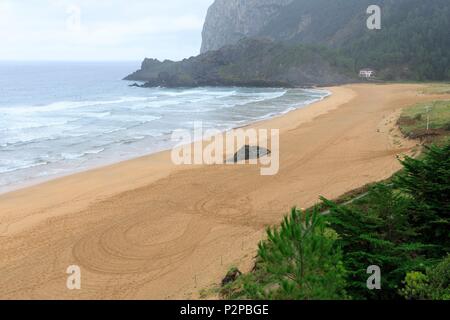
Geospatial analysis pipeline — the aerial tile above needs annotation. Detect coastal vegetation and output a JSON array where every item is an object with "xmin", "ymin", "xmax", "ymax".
[
  {"xmin": 221, "ymin": 208, "xmax": 348, "ymax": 300},
  {"xmin": 421, "ymin": 84, "xmax": 450, "ymax": 95},
  {"xmin": 341, "ymin": 0, "xmax": 450, "ymax": 81},
  {"xmin": 220, "ymin": 142, "xmax": 450, "ymax": 300},
  {"xmin": 258, "ymin": 0, "xmax": 450, "ymax": 81},
  {"xmin": 398, "ymin": 100, "xmax": 450, "ymax": 144}
]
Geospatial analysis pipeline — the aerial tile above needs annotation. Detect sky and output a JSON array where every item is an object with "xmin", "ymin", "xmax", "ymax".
[{"xmin": 0, "ymin": 0, "xmax": 213, "ymax": 61}]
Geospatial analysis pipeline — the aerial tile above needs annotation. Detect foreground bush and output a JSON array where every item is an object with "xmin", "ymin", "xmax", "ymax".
[
  {"xmin": 222, "ymin": 208, "xmax": 348, "ymax": 300},
  {"xmin": 394, "ymin": 144, "xmax": 450, "ymax": 257},
  {"xmin": 323, "ymin": 143, "xmax": 450, "ymax": 299},
  {"xmin": 400, "ymin": 256, "xmax": 450, "ymax": 300},
  {"xmin": 322, "ymin": 184, "xmax": 429, "ymax": 300}
]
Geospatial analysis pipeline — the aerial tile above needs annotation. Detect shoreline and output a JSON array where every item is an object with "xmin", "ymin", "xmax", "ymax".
[
  {"xmin": 0, "ymin": 87, "xmax": 330, "ymax": 196},
  {"xmin": 1, "ymin": 83, "xmax": 446, "ymax": 299}
]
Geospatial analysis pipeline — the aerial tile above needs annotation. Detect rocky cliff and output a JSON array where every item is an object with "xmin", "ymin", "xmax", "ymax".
[
  {"xmin": 200, "ymin": 0, "xmax": 294, "ymax": 53},
  {"xmin": 200, "ymin": 0, "xmax": 372, "ymax": 53}
]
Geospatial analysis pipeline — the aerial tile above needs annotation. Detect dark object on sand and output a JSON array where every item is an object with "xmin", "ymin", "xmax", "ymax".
[{"xmin": 232, "ymin": 145, "xmax": 271, "ymax": 163}]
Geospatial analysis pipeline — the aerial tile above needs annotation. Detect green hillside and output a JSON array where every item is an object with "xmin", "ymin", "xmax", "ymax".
[{"xmin": 260, "ymin": 0, "xmax": 450, "ymax": 80}]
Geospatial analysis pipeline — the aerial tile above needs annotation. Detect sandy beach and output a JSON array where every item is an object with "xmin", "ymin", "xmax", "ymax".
[{"xmin": 0, "ymin": 83, "xmax": 447, "ymax": 300}]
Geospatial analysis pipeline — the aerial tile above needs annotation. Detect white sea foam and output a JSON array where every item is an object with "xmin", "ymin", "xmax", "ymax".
[
  {"xmin": 0, "ymin": 80, "xmax": 328, "ymax": 193},
  {"xmin": 0, "ymin": 159, "xmax": 49, "ymax": 174},
  {"xmin": 0, "ymin": 97, "xmax": 153, "ymax": 115},
  {"xmin": 61, "ymin": 148, "xmax": 105, "ymax": 161},
  {"xmin": 159, "ymin": 89, "xmax": 238, "ymax": 98}
]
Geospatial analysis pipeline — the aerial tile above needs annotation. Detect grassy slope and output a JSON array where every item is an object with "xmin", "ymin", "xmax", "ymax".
[
  {"xmin": 398, "ymin": 100, "xmax": 450, "ymax": 145},
  {"xmin": 421, "ymin": 83, "xmax": 450, "ymax": 95}
]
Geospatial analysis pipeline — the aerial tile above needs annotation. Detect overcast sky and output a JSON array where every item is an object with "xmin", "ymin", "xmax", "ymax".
[{"xmin": 0, "ymin": 0, "xmax": 213, "ymax": 61}]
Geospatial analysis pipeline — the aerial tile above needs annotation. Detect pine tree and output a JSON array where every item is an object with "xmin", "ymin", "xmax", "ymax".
[
  {"xmin": 225, "ymin": 208, "xmax": 348, "ymax": 300},
  {"xmin": 394, "ymin": 144, "xmax": 450, "ymax": 257},
  {"xmin": 257, "ymin": 208, "xmax": 347, "ymax": 300},
  {"xmin": 322, "ymin": 184, "xmax": 429, "ymax": 300}
]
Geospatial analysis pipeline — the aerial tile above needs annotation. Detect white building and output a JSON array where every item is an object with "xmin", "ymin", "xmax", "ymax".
[{"xmin": 359, "ymin": 69, "xmax": 375, "ymax": 78}]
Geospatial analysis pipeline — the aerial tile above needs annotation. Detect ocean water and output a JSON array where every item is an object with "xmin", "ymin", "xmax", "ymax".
[{"xmin": 0, "ymin": 61, "xmax": 329, "ymax": 193}]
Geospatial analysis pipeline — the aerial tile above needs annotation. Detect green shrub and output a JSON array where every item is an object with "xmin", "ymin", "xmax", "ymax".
[
  {"xmin": 222, "ymin": 208, "xmax": 348, "ymax": 300},
  {"xmin": 400, "ymin": 256, "xmax": 450, "ymax": 300},
  {"xmin": 399, "ymin": 271, "xmax": 430, "ymax": 300}
]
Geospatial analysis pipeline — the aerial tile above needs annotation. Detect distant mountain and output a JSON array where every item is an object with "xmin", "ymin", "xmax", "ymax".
[{"xmin": 126, "ymin": 0, "xmax": 449, "ymax": 87}]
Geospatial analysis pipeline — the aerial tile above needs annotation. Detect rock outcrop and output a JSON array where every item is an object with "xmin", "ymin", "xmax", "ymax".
[
  {"xmin": 201, "ymin": 0, "xmax": 294, "ymax": 53},
  {"xmin": 124, "ymin": 38, "xmax": 354, "ymax": 88}
]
